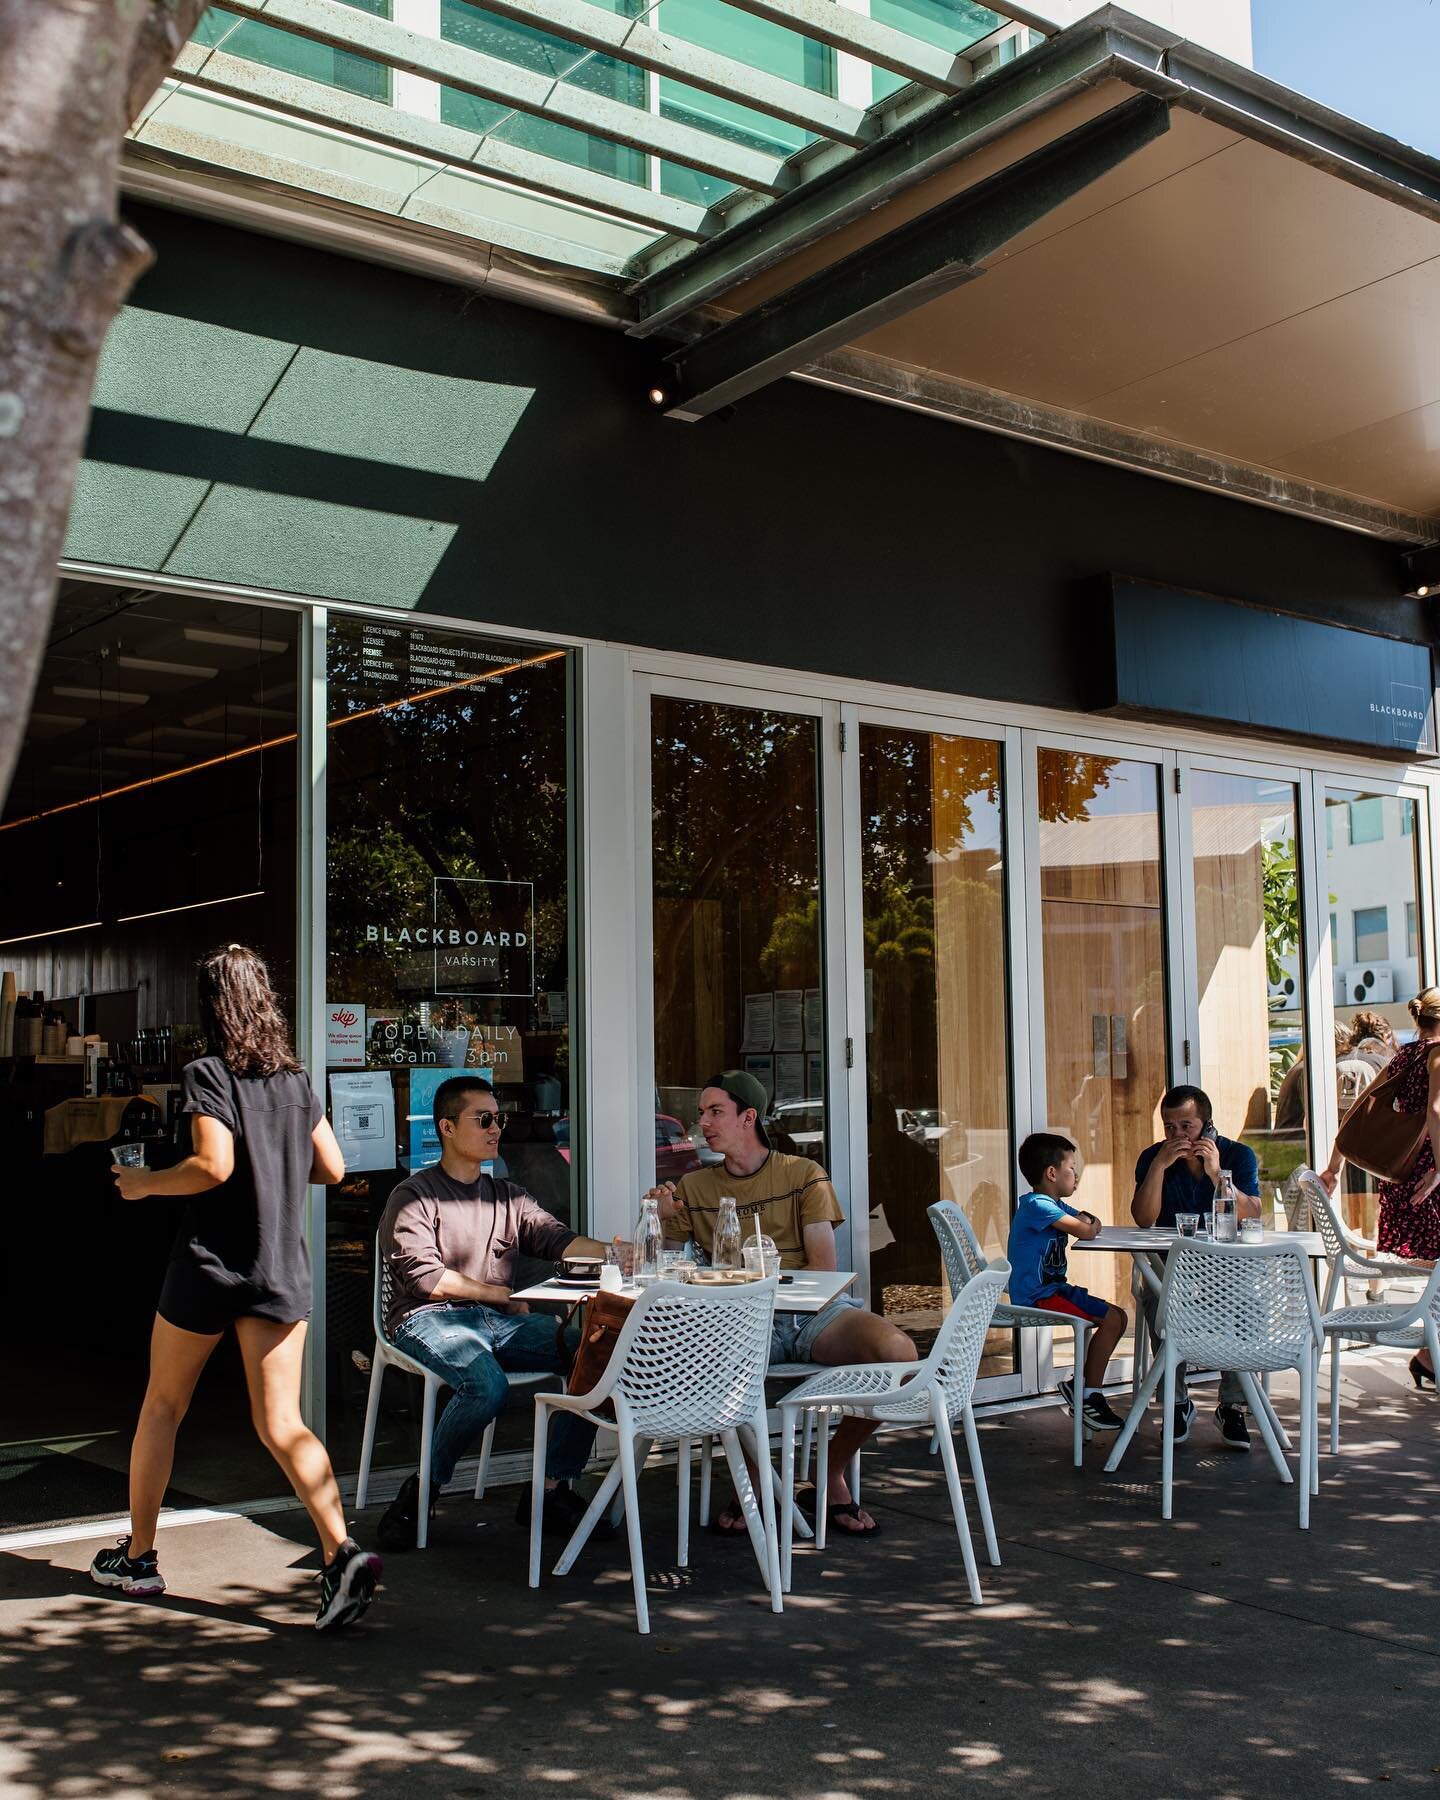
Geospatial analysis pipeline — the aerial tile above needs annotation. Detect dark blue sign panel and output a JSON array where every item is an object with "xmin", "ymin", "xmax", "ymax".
[{"xmin": 1090, "ymin": 579, "xmax": 1436, "ymax": 758}]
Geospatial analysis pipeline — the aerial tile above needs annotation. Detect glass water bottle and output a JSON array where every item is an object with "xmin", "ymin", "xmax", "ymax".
[
  {"xmin": 1214, "ymin": 1170, "xmax": 1239, "ymax": 1243},
  {"xmin": 634, "ymin": 1196, "xmax": 664, "ymax": 1285},
  {"xmin": 713, "ymin": 1197, "xmax": 743, "ymax": 1270}
]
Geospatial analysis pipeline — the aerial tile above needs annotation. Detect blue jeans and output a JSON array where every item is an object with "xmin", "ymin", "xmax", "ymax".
[{"xmin": 393, "ymin": 1305, "xmax": 595, "ymax": 1487}]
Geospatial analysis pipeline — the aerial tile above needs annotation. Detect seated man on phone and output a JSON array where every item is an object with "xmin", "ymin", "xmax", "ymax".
[
  {"xmin": 1132, "ymin": 1084, "xmax": 1261, "ymax": 1452},
  {"xmin": 646, "ymin": 1070, "xmax": 916, "ymax": 1540},
  {"xmin": 376, "ymin": 1075, "xmax": 617, "ymax": 1551}
]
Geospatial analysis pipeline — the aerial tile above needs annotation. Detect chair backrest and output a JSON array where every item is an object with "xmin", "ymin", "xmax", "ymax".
[
  {"xmin": 1156, "ymin": 1239, "xmax": 1321, "ymax": 1372},
  {"xmin": 911, "ymin": 1259, "xmax": 1008, "ymax": 1425},
  {"xmin": 373, "ymin": 1233, "xmax": 393, "ymax": 1345},
  {"xmin": 594, "ymin": 1278, "xmax": 779, "ymax": 1437},
  {"xmin": 1293, "ymin": 1168, "xmax": 1348, "ymax": 1263},
  {"xmin": 928, "ymin": 1201, "xmax": 990, "ymax": 1296}
]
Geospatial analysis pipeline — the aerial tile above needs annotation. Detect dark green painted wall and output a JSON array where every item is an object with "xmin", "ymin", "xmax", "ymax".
[{"xmin": 68, "ymin": 204, "xmax": 1426, "ymax": 715}]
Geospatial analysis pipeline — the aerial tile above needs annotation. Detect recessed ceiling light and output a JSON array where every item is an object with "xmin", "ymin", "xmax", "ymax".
[
  {"xmin": 184, "ymin": 627, "xmax": 290, "ymax": 654},
  {"xmin": 53, "ymin": 685, "xmax": 148, "ymax": 704},
  {"xmin": 117, "ymin": 655, "xmax": 220, "ymax": 678}
]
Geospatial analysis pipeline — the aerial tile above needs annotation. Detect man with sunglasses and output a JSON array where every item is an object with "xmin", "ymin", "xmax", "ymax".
[{"xmin": 376, "ymin": 1075, "xmax": 614, "ymax": 1550}]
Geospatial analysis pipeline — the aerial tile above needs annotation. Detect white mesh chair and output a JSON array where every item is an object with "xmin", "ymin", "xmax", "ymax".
[
  {"xmin": 355, "ymin": 1238, "xmax": 551, "ymax": 1546},
  {"xmin": 528, "ymin": 1277, "xmax": 782, "ymax": 1635},
  {"xmin": 1320, "ymin": 1262, "xmax": 1440, "ymax": 1455},
  {"xmin": 930, "ymin": 1200, "xmax": 1091, "ymax": 1470},
  {"xmin": 1103, "ymin": 1239, "xmax": 1323, "ymax": 1527},
  {"xmin": 1293, "ymin": 1170, "xmax": 1430, "ymax": 1453},
  {"xmin": 778, "ymin": 1261, "xmax": 1008, "ymax": 1606}
]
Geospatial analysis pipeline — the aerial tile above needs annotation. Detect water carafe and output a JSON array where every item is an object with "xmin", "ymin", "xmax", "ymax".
[
  {"xmin": 634, "ymin": 1196, "xmax": 664, "ymax": 1284},
  {"xmin": 713, "ymin": 1196, "xmax": 743, "ymax": 1270},
  {"xmin": 1213, "ymin": 1171, "xmax": 1238, "ymax": 1244}
]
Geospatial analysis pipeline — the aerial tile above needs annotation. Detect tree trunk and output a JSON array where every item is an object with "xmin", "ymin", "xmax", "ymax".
[{"xmin": 0, "ymin": 0, "xmax": 211, "ymax": 807}]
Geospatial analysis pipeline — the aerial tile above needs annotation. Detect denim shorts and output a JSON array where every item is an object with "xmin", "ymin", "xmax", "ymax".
[{"xmin": 769, "ymin": 1294, "xmax": 864, "ymax": 1365}]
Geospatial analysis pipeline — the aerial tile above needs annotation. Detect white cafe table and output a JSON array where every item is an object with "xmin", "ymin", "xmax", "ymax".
[{"xmin": 511, "ymin": 1267, "xmax": 857, "ymax": 1311}]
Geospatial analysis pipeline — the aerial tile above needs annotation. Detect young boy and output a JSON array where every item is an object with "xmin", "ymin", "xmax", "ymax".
[{"xmin": 1007, "ymin": 1132, "xmax": 1128, "ymax": 1434}]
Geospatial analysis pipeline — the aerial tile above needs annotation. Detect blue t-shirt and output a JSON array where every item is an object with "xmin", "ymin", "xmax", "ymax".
[
  {"xmin": 1132, "ymin": 1134, "xmax": 1259, "ymax": 1226},
  {"xmin": 1006, "ymin": 1192, "xmax": 1080, "ymax": 1307}
]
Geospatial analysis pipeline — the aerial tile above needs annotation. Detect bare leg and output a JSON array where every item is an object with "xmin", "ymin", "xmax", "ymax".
[
  {"xmin": 808, "ymin": 1309, "xmax": 918, "ymax": 1531},
  {"xmin": 1083, "ymin": 1305, "xmax": 1128, "ymax": 1389},
  {"xmin": 128, "ymin": 1316, "xmax": 222, "ymax": 1557},
  {"xmin": 236, "ymin": 1318, "xmax": 347, "ymax": 1563}
]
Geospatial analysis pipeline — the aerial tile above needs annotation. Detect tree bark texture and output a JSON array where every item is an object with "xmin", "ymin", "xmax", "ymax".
[{"xmin": 0, "ymin": 0, "xmax": 210, "ymax": 807}]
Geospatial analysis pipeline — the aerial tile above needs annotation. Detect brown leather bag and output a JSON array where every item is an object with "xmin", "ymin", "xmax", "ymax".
[
  {"xmin": 557, "ymin": 1288, "xmax": 635, "ymax": 1401},
  {"xmin": 1333, "ymin": 1043, "xmax": 1440, "ymax": 1183}
]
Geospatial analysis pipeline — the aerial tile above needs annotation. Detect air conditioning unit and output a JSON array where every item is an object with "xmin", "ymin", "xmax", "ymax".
[
  {"xmin": 1337, "ymin": 965, "xmax": 1394, "ymax": 1006},
  {"xmin": 1268, "ymin": 974, "xmax": 1300, "ymax": 1008}
]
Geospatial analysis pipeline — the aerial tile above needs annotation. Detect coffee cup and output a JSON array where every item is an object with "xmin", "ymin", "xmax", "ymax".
[{"xmin": 556, "ymin": 1255, "xmax": 602, "ymax": 1281}]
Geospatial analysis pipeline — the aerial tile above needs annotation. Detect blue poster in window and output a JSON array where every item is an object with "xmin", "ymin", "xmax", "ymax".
[{"xmin": 405, "ymin": 1065, "xmax": 493, "ymax": 1172}]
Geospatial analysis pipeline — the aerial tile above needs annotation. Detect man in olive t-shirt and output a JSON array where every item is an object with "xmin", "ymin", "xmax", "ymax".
[{"xmin": 648, "ymin": 1070, "xmax": 916, "ymax": 1538}]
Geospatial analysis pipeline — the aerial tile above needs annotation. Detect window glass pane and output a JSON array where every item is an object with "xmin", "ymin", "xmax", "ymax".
[
  {"xmin": 1038, "ymin": 751, "xmax": 1166, "ymax": 1331},
  {"xmin": 650, "ymin": 697, "xmax": 825, "ymax": 1191},
  {"xmin": 1353, "ymin": 906, "xmax": 1388, "ymax": 962},
  {"xmin": 859, "ymin": 727, "xmax": 1012, "ymax": 1369},
  {"xmin": 195, "ymin": 0, "xmax": 391, "ymax": 101},
  {"xmin": 1325, "ymin": 789, "xmax": 1425, "ymax": 1235},
  {"xmin": 1349, "ymin": 797, "xmax": 1384, "ymax": 845},
  {"xmin": 1192, "ymin": 771, "xmax": 1308, "ymax": 1197},
  {"xmin": 324, "ymin": 620, "xmax": 574, "ymax": 1462},
  {"xmin": 440, "ymin": 0, "xmax": 648, "ymax": 185}
]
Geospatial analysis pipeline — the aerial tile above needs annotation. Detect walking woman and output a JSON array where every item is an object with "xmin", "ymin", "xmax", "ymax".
[
  {"xmin": 1324, "ymin": 987, "xmax": 1440, "ymax": 1386},
  {"xmin": 91, "ymin": 945, "xmax": 382, "ymax": 1629}
]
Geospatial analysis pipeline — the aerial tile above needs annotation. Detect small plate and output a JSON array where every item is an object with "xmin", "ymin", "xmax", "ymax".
[{"xmin": 688, "ymin": 1269, "xmax": 760, "ymax": 1286}]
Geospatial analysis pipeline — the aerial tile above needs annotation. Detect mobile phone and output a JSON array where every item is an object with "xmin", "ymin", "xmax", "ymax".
[{"xmin": 1199, "ymin": 1122, "xmax": 1218, "ymax": 1143}]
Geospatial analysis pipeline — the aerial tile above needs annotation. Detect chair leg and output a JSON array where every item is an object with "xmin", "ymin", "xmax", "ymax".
[
  {"xmin": 416, "ymin": 1377, "xmax": 437, "ymax": 1550},
  {"xmin": 676, "ymin": 1437, "xmax": 691, "ymax": 1569},
  {"xmin": 554, "ymin": 1459, "xmax": 623, "ymax": 1578},
  {"xmin": 961, "ymin": 1406, "xmax": 999, "ymax": 1567},
  {"xmin": 699, "ymin": 1434, "xmax": 713, "ymax": 1528},
  {"xmin": 1250, "ymin": 1377, "xmax": 1292, "ymax": 1453},
  {"xmin": 1298, "ymin": 1356, "xmax": 1312, "ymax": 1530},
  {"xmin": 529, "ymin": 1401, "xmax": 550, "ymax": 1588},
  {"xmin": 936, "ymin": 1414, "xmax": 983, "ymax": 1605},
  {"xmin": 780, "ymin": 1407, "xmax": 797, "ymax": 1594},
  {"xmin": 751, "ymin": 1410, "xmax": 784, "ymax": 1614},
  {"xmin": 723, "ymin": 1428, "xmax": 773, "ymax": 1590},
  {"xmin": 1310, "ymin": 1347, "xmax": 1321, "ymax": 1496},
  {"xmin": 1237, "ymin": 1372, "xmax": 1292, "ymax": 1485},
  {"xmin": 799, "ymin": 1411, "xmax": 815, "ymax": 1484},
  {"xmin": 617, "ymin": 1434, "xmax": 650, "ymax": 1635},
  {"xmin": 1072, "ymin": 1324, "xmax": 1089, "ymax": 1468},
  {"xmin": 474, "ymin": 1419, "xmax": 496, "ymax": 1500},
  {"xmin": 1103, "ymin": 1355, "xmax": 1165, "ymax": 1473},
  {"xmin": 1329, "ymin": 1332, "xmax": 1342, "ymax": 1455},
  {"xmin": 355, "ymin": 1348, "xmax": 384, "ymax": 1509},
  {"xmin": 1160, "ymin": 1353, "xmax": 1176, "ymax": 1522},
  {"xmin": 815, "ymin": 1414, "xmax": 832, "ymax": 1550}
]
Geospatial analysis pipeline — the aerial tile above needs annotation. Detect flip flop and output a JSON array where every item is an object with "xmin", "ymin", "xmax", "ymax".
[{"xmin": 824, "ymin": 1502, "xmax": 881, "ymax": 1538}]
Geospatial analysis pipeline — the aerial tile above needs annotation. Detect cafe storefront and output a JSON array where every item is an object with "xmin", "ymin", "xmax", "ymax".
[{"xmin": 6, "ymin": 5, "xmax": 1440, "ymax": 1528}]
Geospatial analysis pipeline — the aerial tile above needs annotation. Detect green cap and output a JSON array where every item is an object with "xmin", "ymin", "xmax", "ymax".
[{"xmin": 708, "ymin": 1069, "xmax": 770, "ymax": 1146}]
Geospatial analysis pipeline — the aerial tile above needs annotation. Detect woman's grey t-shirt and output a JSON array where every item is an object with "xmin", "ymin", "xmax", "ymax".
[{"xmin": 174, "ymin": 1055, "xmax": 323, "ymax": 1318}]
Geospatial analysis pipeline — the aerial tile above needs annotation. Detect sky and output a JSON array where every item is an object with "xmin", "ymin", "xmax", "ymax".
[{"xmin": 1251, "ymin": 0, "xmax": 1440, "ymax": 158}]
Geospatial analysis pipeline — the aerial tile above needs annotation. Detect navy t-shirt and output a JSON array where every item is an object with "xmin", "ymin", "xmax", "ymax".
[{"xmin": 1133, "ymin": 1133, "xmax": 1259, "ymax": 1225}]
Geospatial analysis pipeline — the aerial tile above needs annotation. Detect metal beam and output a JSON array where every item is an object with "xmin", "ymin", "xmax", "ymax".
[
  {"xmin": 455, "ymin": 0, "xmax": 880, "ymax": 147},
  {"xmin": 711, "ymin": 0, "xmax": 980, "ymax": 93},
  {"xmin": 656, "ymin": 94, "xmax": 1168, "ymax": 420},
  {"xmin": 627, "ymin": 20, "xmax": 1158, "ymax": 332},
  {"xmin": 797, "ymin": 344, "xmax": 1440, "ymax": 546},
  {"xmin": 213, "ymin": 0, "xmax": 793, "ymax": 192},
  {"xmin": 174, "ymin": 47, "xmax": 711, "ymax": 236}
]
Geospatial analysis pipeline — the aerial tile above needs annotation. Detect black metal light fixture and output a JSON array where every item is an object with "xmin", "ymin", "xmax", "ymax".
[{"xmin": 1401, "ymin": 541, "xmax": 1440, "ymax": 598}]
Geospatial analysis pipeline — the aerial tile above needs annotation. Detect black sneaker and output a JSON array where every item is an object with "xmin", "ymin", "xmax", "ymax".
[
  {"xmin": 315, "ymin": 1539, "xmax": 382, "ymax": 1632},
  {"xmin": 89, "ymin": 1536, "xmax": 165, "ymax": 1596},
  {"xmin": 1081, "ymin": 1392, "xmax": 1124, "ymax": 1433},
  {"xmin": 1171, "ymin": 1396, "xmax": 1196, "ymax": 1442},
  {"xmin": 1057, "ymin": 1376, "xmax": 1077, "ymax": 1415},
  {"xmin": 1215, "ymin": 1404, "xmax": 1252, "ymax": 1452},
  {"xmin": 376, "ymin": 1473, "xmax": 435, "ymax": 1552},
  {"xmin": 515, "ymin": 1481, "xmax": 615, "ymax": 1539}
]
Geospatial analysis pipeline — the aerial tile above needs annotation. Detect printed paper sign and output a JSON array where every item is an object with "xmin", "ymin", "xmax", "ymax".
[
  {"xmin": 329, "ymin": 1071, "xmax": 396, "ymax": 1173},
  {"xmin": 326, "ymin": 1003, "xmax": 366, "ymax": 1067}
]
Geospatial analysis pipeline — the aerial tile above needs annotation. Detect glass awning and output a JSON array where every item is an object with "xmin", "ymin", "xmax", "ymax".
[{"xmin": 129, "ymin": 0, "xmax": 1049, "ymax": 279}]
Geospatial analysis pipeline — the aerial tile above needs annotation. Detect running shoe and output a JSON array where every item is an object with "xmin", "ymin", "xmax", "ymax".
[
  {"xmin": 1171, "ymin": 1396, "xmax": 1196, "ymax": 1442},
  {"xmin": 1081, "ymin": 1392, "xmax": 1124, "ymax": 1433},
  {"xmin": 1215, "ymin": 1404, "xmax": 1252, "ymax": 1452},
  {"xmin": 1057, "ymin": 1376, "xmax": 1077, "ymax": 1415},
  {"xmin": 89, "ymin": 1536, "xmax": 166, "ymax": 1596},
  {"xmin": 315, "ymin": 1539, "xmax": 382, "ymax": 1632}
]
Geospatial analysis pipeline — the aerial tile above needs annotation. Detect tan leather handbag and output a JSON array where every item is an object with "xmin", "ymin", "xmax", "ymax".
[
  {"xmin": 1334, "ymin": 1043, "xmax": 1440, "ymax": 1183},
  {"xmin": 557, "ymin": 1288, "xmax": 635, "ymax": 1403}
]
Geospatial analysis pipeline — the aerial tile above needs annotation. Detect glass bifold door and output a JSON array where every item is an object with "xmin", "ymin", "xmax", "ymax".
[{"xmin": 639, "ymin": 677, "xmax": 1433, "ymax": 1400}]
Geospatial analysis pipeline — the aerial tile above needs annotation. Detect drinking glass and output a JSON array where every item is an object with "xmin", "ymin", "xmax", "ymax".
[
  {"xmin": 1199, "ymin": 1211, "xmax": 1214, "ymax": 1237},
  {"xmin": 113, "ymin": 1143, "xmax": 146, "ymax": 1169},
  {"xmin": 1175, "ymin": 1213, "xmax": 1199, "ymax": 1238}
]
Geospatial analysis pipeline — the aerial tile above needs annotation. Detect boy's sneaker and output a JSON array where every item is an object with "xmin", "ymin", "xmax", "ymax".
[
  {"xmin": 1056, "ymin": 1376, "xmax": 1077, "ymax": 1415},
  {"xmin": 1215, "ymin": 1404, "xmax": 1252, "ymax": 1452},
  {"xmin": 1081, "ymin": 1392, "xmax": 1123, "ymax": 1433},
  {"xmin": 89, "ymin": 1537, "xmax": 166, "ymax": 1596},
  {"xmin": 1170, "ymin": 1396, "xmax": 1196, "ymax": 1442},
  {"xmin": 315, "ymin": 1539, "xmax": 382, "ymax": 1632}
]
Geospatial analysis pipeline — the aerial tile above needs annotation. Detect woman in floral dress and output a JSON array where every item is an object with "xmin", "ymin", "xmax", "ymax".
[{"xmin": 1365, "ymin": 990, "xmax": 1440, "ymax": 1380}]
